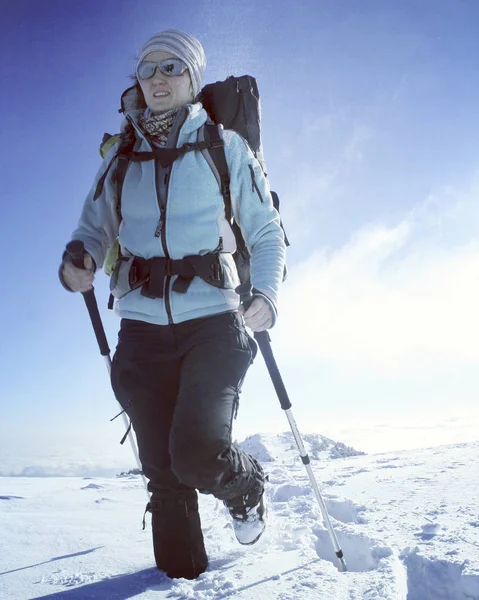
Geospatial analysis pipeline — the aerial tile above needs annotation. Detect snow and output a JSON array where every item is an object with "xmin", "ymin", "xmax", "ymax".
[{"xmin": 1, "ymin": 434, "xmax": 478, "ymax": 600}]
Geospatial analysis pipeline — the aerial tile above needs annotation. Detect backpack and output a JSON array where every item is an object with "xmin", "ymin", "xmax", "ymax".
[{"xmin": 98, "ymin": 75, "xmax": 289, "ymax": 283}]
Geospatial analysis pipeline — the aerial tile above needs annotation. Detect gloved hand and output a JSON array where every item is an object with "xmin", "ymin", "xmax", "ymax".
[
  {"xmin": 61, "ymin": 252, "xmax": 95, "ymax": 292},
  {"xmin": 239, "ymin": 296, "xmax": 273, "ymax": 332}
]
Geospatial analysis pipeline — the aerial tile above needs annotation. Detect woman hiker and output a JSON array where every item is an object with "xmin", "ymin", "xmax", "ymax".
[{"xmin": 60, "ymin": 29, "xmax": 286, "ymax": 580}]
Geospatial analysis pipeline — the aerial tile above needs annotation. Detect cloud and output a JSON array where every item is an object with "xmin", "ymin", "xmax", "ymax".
[
  {"xmin": 275, "ymin": 182, "xmax": 479, "ymax": 375},
  {"xmin": 323, "ymin": 409, "xmax": 479, "ymax": 453},
  {"xmin": 278, "ymin": 109, "xmax": 375, "ymax": 239},
  {"xmin": 0, "ymin": 425, "xmax": 137, "ymax": 477}
]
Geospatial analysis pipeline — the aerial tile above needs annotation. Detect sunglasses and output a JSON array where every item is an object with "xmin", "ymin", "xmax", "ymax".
[{"xmin": 137, "ymin": 58, "xmax": 188, "ymax": 80}]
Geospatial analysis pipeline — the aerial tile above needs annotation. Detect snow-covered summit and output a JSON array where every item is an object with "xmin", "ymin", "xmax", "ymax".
[{"xmin": 238, "ymin": 431, "xmax": 365, "ymax": 463}]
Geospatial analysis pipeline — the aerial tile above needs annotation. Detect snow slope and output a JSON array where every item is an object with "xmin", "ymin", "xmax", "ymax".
[{"xmin": 1, "ymin": 435, "xmax": 478, "ymax": 600}]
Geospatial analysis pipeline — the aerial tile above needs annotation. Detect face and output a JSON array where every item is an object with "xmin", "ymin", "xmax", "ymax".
[{"xmin": 137, "ymin": 50, "xmax": 194, "ymax": 114}]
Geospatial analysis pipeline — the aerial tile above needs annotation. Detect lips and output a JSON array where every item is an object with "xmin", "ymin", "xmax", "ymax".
[{"xmin": 153, "ymin": 91, "xmax": 169, "ymax": 97}]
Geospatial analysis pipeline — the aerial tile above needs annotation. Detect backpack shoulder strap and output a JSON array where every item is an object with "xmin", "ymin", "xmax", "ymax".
[
  {"xmin": 200, "ymin": 122, "xmax": 233, "ymax": 222},
  {"xmin": 115, "ymin": 134, "xmax": 136, "ymax": 211},
  {"xmin": 200, "ymin": 122, "xmax": 250, "ymax": 264},
  {"xmin": 93, "ymin": 148, "xmax": 121, "ymax": 201},
  {"xmin": 93, "ymin": 130, "xmax": 136, "ymax": 223}
]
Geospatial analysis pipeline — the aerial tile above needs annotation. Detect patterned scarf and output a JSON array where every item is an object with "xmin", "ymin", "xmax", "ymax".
[{"xmin": 139, "ymin": 107, "xmax": 180, "ymax": 147}]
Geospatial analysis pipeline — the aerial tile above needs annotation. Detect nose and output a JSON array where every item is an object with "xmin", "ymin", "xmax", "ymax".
[{"xmin": 150, "ymin": 66, "xmax": 167, "ymax": 83}]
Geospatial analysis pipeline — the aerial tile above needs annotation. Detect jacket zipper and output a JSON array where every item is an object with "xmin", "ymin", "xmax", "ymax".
[
  {"xmin": 127, "ymin": 106, "xmax": 189, "ymax": 325},
  {"xmin": 154, "ymin": 166, "xmax": 173, "ymax": 324},
  {"xmin": 248, "ymin": 164, "xmax": 264, "ymax": 203},
  {"xmin": 154, "ymin": 171, "xmax": 169, "ymax": 239},
  {"xmin": 126, "ymin": 113, "xmax": 174, "ymax": 323}
]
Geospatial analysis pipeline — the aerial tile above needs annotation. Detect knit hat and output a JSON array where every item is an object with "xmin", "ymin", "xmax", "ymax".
[{"xmin": 137, "ymin": 29, "xmax": 207, "ymax": 99}]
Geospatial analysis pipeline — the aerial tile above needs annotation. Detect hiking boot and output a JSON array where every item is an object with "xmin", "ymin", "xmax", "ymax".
[
  {"xmin": 143, "ymin": 493, "xmax": 208, "ymax": 579},
  {"xmin": 225, "ymin": 489, "xmax": 266, "ymax": 545}
]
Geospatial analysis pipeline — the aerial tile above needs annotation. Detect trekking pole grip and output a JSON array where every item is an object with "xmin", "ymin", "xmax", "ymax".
[
  {"xmin": 65, "ymin": 240, "xmax": 111, "ymax": 357},
  {"xmin": 236, "ymin": 282, "xmax": 254, "ymax": 310},
  {"xmin": 65, "ymin": 239, "xmax": 87, "ymax": 270}
]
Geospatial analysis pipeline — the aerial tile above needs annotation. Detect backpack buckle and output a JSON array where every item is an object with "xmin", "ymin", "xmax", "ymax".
[
  {"xmin": 207, "ymin": 139, "xmax": 224, "ymax": 149},
  {"xmin": 211, "ymin": 260, "xmax": 222, "ymax": 282},
  {"xmin": 129, "ymin": 264, "xmax": 138, "ymax": 286},
  {"xmin": 182, "ymin": 142, "xmax": 201, "ymax": 151}
]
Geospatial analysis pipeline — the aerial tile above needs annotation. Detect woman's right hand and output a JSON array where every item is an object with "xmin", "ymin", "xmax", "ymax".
[{"xmin": 62, "ymin": 253, "xmax": 95, "ymax": 292}]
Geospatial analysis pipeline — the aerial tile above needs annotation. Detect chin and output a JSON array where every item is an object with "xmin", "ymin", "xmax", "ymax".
[{"xmin": 149, "ymin": 103, "xmax": 172, "ymax": 114}]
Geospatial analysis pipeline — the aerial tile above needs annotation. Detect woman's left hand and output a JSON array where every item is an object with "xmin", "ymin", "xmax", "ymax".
[{"xmin": 239, "ymin": 296, "xmax": 273, "ymax": 332}]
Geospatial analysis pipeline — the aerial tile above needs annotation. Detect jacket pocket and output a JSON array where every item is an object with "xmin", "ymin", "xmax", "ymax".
[{"xmin": 230, "ymin": 312, "xmax": 258, "ymax": 367}]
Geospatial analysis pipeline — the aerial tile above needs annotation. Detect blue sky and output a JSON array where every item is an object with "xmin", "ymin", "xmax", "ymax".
[{"xmin": 1, "ymin": 0, "xmax": 478, "ymax": 470}]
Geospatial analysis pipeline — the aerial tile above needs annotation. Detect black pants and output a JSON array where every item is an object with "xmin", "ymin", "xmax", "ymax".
[{"xmin": 111, "ymin": 311, "xmax": 260, "ymax": 504}]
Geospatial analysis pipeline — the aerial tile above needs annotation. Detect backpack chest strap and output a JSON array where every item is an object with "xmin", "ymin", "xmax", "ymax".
[{"xmin": 130, "ymin": 138, "xmax": 224, "ymax": 169}]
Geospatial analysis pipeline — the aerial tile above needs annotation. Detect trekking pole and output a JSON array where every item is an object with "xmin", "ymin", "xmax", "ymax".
[
  {"xmin": 237, "ymin": 283, "xmax": 347, "ymax": 572},
  {"xmin": 65, "ymin": 240, "xmax": 148, "ymax": 494}
]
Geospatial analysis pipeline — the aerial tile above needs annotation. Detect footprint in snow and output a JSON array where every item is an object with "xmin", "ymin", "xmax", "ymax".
[
  {"xmin": 270, "ymin": 483, "xmax": 311, "ymax": 503},
  {"xmin": 313, "ymin": 527, "xmax": 393, "ymax": 572},
  {"xmin": 270, "ymin": 482, "xmax": 368, "ymax": 525},
  {"xmin": 338, "ymin": 467, "xmax": 370, "ymax": 478},
  {"xmin": 323, "ymin": 479, "xmax": 339, "ymax": 487},
  {"xmin": 325, "ymin": 498, "xmax": 368, "ymax": 524},
  {"xmin": 415, "ymin": 522, "xmax": 440, "ymax": 540}
]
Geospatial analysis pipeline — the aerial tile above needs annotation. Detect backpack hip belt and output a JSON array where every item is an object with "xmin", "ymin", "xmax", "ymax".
[{"xmin": 131, "ymin": 253, "xmax": 226, "ymax": 299}]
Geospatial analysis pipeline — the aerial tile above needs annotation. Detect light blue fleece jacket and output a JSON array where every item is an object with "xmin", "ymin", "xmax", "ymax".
[{"xmin": 70, "ymin": 102, "xmax": 286, "ymax": 325}]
